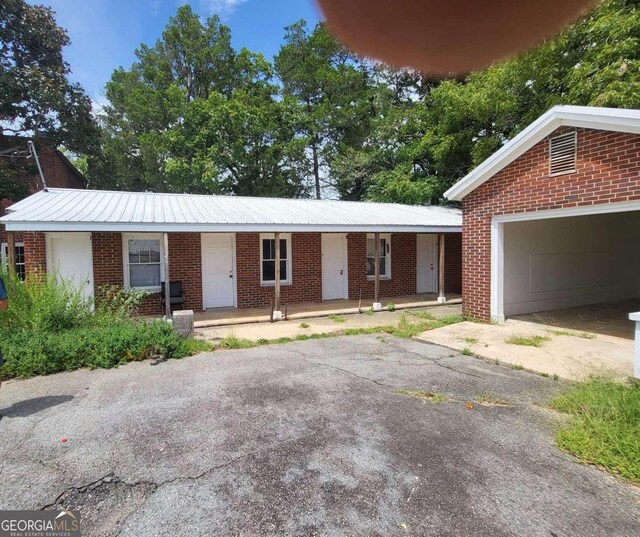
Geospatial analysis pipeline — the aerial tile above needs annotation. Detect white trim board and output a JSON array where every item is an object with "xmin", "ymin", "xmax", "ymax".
[
  {"xmin": 445, "ymin": 105, "xmax": 640, "ymax": 201},
  {"xmin": 2, "ymin": 221, "xmax": 462, "ymax": 233}
]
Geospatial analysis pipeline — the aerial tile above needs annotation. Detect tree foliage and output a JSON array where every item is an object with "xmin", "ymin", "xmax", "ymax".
[
  {"xmin": 0, "ymin": 0, "xmax": 97, "ymax": 153},
  {"xmin": 86, "ymin": 0, "xmax": 639, "ymax": 202}
]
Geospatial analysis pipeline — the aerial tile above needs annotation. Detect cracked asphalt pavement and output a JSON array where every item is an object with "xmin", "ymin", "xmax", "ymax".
[{"xmin": 0, "ymin": 335, "xmax": 639, "ymax": 536}]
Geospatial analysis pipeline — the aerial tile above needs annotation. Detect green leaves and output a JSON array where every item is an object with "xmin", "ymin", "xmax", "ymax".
[{"xmin": 0, "ymin": 0, "xmax": 98, "ymax": 153}]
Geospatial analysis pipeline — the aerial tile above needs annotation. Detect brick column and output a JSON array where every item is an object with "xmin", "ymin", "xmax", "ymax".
[{"xmin": 23, "ymin": 231, "xmax": 46, "ymax": 281}]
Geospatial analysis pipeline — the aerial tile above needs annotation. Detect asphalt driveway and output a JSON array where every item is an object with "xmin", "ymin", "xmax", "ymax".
[{"xmin": 0, "ymin": 335, "xmax": 638, "ymax": 536}]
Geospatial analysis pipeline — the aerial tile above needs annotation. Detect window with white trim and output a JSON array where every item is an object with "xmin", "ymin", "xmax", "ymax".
[
  {"xmin": 1, "ymin": 242, "xmax": 26, "ymax": 280},
  {"xmin": 260, "ymin": 233, "xmax": 291, "ymax": 285},
  {"xmin": 123, "ymin": 234, "xmax": 164, "ymax": 290},
  {"xmin": 366, "ymin": 234, "xmax": 391, "ymax": 279},
  {"xmin": 549, "ymin": 130, "xmax": 577, "ymax": 176}
]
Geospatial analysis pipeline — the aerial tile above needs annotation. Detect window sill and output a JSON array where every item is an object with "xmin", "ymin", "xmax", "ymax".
[
  {"xmin": 367, "ymin": 276, "xmax": 391, "ymax": 281},
  {"xmin": 261, "ymin": 281, "xmax": 292, "ymax": 287},
  {"xmin": 127, "ymin": 286, "xmax": 161, "ymax": 293}
]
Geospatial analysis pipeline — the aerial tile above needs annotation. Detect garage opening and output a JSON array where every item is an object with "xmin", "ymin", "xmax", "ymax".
[{"xmin": 495, "ymin": 209, "xmax": 640, "ymax": 339}]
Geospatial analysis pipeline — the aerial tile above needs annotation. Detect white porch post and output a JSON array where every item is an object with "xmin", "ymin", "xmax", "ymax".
[
  {"xmin": 437, "ymin": 233, "xmax": 446, "ymax": 304},
  {"xmin": 372, "ymin": 232, "xmax": 382, "ymax": 311},
  {"xmin": 163, "ymin": 232, "xmax": 171, "ymax": 320},
  {"xmin": 273, "ymin": 232, "xmax": 283, "ymax": 320},
  {"xmin": 629, "ymin": 312, "xmax": 640, "ymax": 379}
]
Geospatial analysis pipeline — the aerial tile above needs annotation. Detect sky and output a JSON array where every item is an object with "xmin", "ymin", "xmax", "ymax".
[{"xmin": 36, "ymin": 0, "xmax": 323, "ymax": 109}]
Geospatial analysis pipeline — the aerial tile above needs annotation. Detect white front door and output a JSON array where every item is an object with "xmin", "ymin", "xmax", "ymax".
[
  {"xmin": 46, "ymin": 232, "xmax": 94, "ymax": 302},
  {"xmin": 322, "ymin": 233, "xmax": 348, "ymax": 300},
  {"xmin": 202, "ymin": 234, "xmax": 235, "ymax": 308},
  {"xmin": 416, "ymin": 234, "xmax": 438, "ymax": 293}
]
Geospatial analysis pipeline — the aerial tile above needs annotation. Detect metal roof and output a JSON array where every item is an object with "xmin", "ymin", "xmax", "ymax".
[
  {"xmin": 0, "ymin": 188, "xmax": 462, "ymax": 233},
  {"xmin": 444, "ymin": 105, "xmax": 640, "ymax": 201}
]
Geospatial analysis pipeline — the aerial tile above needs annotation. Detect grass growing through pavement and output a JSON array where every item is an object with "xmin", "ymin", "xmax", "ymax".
[
  {"xmin": 546, "ymin": 329, "xmax": 596, "ymax": 340},
  {"xmin": 505, "ymin": 334, "xmax": 550, "ymax": 347},
  {"xmin": 549, "ymin": 378, "xmax": 640, "ymax": 483},
  {"xmin": 328, "ymin": 315, "xmax": 346, "ymax": 323},
  {"xmin": 210, "ymin": 313, "xmax": 465, "ymax": 351},
  {"xmin": 397, "ymin": 389, "xmax": 448, "ymax": 403},
  {"xmin": 299, "ymin": 322, "xmax": 310, "ymax": 328}
]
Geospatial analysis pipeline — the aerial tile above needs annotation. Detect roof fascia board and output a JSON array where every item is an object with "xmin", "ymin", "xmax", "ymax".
[
  {"xmin": 444, "ymin": 107, "xmax": 640, "ymax": 201},
  {"xmin": 2, "ymin": 222, "xmax": 462, "ymax": 233}
]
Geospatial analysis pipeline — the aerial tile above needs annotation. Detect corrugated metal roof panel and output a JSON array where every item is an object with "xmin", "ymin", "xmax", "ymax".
[{"xmin": 1, "ymin": 189, "xmax": 461, "ymax": 232}]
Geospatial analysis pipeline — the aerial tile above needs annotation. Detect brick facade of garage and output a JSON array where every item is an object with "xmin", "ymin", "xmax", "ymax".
[
  {"xmin": 21, "ymin": 230, "xmax": 463, "ymax": 315},
  {"xmin": 462, "ymin": 127, "xmax": 640, "ymax": 321}
]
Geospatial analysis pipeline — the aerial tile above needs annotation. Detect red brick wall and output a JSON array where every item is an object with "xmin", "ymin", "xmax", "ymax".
[
  {"xmin": 462, "ymin": 127, "xmax": 640, "ymax": 321},
  {"xmin": 347, "ymin": 233, "xmax": 417, "ymax": 300},
  {"xmin": 23, "ymin": 231, "xmax": 46, "ymax": 280},
  {"xmin": 168, "ymin": 233, "xmax": 202, "ymax": 311},
  {"xmin": 444, "ymin": 232, "xmax": 462, "ymax": 294},
  {"xmin": 91, "ymin": 232, "xmax": 203, "ymax": 315},
  {"xmin": 235, "ymin": 232, "xmax": 322, "ymax": 308}
]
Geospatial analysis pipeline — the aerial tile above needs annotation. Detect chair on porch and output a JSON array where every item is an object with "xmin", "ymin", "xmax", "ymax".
[{"xmin": 161, "ymin": 281, "xmax": 186, "ymax": 313}]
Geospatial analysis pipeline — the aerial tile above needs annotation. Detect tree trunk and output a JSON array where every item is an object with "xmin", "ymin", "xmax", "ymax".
[{"xmin": 311, "ymin": 137, "xmax": 321, "ymax": 200}]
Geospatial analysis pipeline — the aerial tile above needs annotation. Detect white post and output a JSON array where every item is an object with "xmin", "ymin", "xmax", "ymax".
[
  {"xmin": 372, "ymin": 232, "xmax": 382, "ymax": 311},
  {"xmin": 628, "ymin": 312, "xmax": 640, "ymax": 379},
  {"xmin": 437, "ymin": 233, "xmax": 446, "ymax": 304},
  {"xmin": 273, "ymin": 232, "xmax": 283, "ymax": 320}
]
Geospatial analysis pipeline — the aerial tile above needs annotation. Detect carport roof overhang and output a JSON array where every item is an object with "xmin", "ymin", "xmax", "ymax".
[
  {"xmin": 0, "ymin": 188, "xmax": 462, "ymax": 234},
  {"xmin": 444, "ymin": 105, "xmax": 640, "ymax": 202}
]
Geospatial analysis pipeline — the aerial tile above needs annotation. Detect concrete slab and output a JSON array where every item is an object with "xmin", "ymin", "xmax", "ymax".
[
  {"xmin": 196, "ymin": 305, "xmax": 463, "ymax": 342},
  {"xmin": 415, "ymin": 319, "xmax": 634, "ymax": 381},
  {"xmin": 1, "ymin": 336, "xmax": 639, "ymax": 536},
  {"xmin": 192, "ymin": 294, "xmax": 462, "ymax": 328}
]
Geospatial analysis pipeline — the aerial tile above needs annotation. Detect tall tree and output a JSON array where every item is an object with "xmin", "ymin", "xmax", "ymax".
[
  {"xmin": 89, "ymin": 5, "xmax": 305, "ymax": 197},
  {"xmin": 275, "ymin": 21, "xmax": 371, "ymax": 199},
  {"xmin": 0, "ymin": 0, "xmax": 97, "ymax": 152},
  {"xmin": 344, "ymin": 0, "xmax": 640, "ymax": 206}
]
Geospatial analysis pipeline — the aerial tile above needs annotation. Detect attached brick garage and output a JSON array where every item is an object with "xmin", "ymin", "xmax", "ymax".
[
  {"xmin": 445, "ymin": 105, "xmax": 640, "ymax": 322},
  {"xmin": 1, "ymin": 190, "xmax": 462, "ymax": 316}
]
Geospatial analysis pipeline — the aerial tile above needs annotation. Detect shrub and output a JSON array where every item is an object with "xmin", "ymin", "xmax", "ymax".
[{"xmin": 0, "ymin": 270, "xmax": 207, "ymax": 379}]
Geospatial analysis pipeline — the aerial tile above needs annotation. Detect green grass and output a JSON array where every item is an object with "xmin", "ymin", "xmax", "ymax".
[
  {"xmin": 328, "ymin": 314, "xmax": 346, "ymax": 323},
  {"xmin": 386, "ymin": 303, "xmax": 396, "ymax": 312},
  {"xmin": 204, "ymin": 312, "xmax": 467, "ymax": 354},
  {"xmin": 505, "ymin": 334, "xmax": 550, "ymax": 347},
  {"xmin": 549, "ymin": 378, "xmax": 640, "ymax": 483},
  {"xmin": 217, "ymin": 335, "xmax": 258, "ymax": 349},
  {"xmin": 299, "ymin": 322, "xmax": 310, "ymax": 329},
  {"xmin": 461, "ymin": 347, "xmax": 473, "ymax": 356},
  {"xmin": 462, "ymin": 337, "xmax": 478, "ymax": 344},
  {"xmin": 397, "ymin": 389, "xmax": 448, "ymax": 403},
  {"xmin": 510, "ymin": 363, "xmax": 525, "ymax": 371},
  {"xmin": 546, "ymin": 329, "xmax": 596, "ymax": 340}
]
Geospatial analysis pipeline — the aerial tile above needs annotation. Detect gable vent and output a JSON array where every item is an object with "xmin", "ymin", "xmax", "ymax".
[{"xmin": 549, "ymin": 130, "xmax": 577, "ymax": 176}]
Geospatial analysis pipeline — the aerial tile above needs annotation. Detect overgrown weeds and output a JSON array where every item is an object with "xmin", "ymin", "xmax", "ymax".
[{"xmin": 550, "ymin": 378, "xmax": 640, "ymax": 483}]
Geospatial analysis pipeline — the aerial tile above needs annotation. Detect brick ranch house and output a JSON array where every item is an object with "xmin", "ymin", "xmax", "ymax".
[
  {"xmin": 1, "ymin": 137, "xmax": 87, "ymax": 278},
  {"xmin": 445, "ymin": 105, "xmax": 640, "ymax": 323},
  {"xmin": 0, "ymin": 190, "xmax": 462, "ymax": 315}
]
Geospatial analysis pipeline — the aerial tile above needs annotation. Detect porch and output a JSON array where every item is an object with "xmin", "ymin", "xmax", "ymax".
[{"xmin": 193, "ymin": 293, "xmax": 462, "ymax": 328}]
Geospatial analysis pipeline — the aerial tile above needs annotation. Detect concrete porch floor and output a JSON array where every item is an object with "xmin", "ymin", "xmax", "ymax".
[
  {"xmin": 416, "ymin": 299, "xmax": 637, "ymax": 381},
  {"xmin": 193, "ymin": 293, "xmax": 461, "ymax": 328}
]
